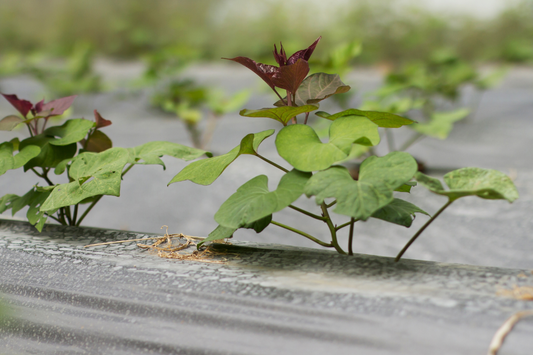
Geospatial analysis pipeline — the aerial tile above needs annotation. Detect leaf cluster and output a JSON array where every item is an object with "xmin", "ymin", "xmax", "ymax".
[
  {"xmin": 169, "ymin": 38, "xmax": 519, "ymax": 259},
  {"xmin": 0, "ymin": 94, "xmax": 208, "ymax": 231}
]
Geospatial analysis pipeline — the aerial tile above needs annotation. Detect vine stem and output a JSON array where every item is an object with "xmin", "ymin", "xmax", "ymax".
[
  {"xmin": 271, "ymin": 220, "xmax": 333, "ymax": 247},
  {"xmin": 321, "ymin": 203, "xmax": 346, "ymax": 254},
  {"xmin": 201, "ymin": 112, "xmax": 220, "ymax": 151},
  {"xmin": 395, "ymin": 199, "xmax": 453, "ymax": 262},
  {"xmin": 348, "ymin": 217, "xmax": 355, "ymax": 255},
  {"xmin": 255, "ymin": 153, "xmax": 289, "ymax": 173},
  {"xmin": 386, "ymin": 128, "xmax": 395, "ymax": 152},
  {"xmin": 288, "ymin": 204, "xmax": 326, "ymax": 221},
  {"xmin": 399, "ymin": 132, "xmax": 424, "ymax": 152}
]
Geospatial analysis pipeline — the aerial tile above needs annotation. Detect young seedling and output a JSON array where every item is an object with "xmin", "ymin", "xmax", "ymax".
[
  {"xmin": 169, "ymin": 37, "xmax": 518, "ymax": 259},
  {"xmin": 0, "ymin": 93, "xmax": 209, "ymax": 230}
]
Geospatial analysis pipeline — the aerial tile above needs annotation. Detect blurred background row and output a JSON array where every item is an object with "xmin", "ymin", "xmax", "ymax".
[{"xmin": 1, "ymin": 0, "xmax": 532, "ymax": 68}]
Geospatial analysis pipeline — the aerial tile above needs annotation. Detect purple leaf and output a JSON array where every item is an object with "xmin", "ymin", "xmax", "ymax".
[
  {"xmin": 272, "ymin": 59, "xmax": 309, "ymax": 95},
  {"xmin": 33, "ymin": 99, "xmax": 45, "ymax": 114},
  {"xmin": 94, "ymin": 110, "xmax": 112, "ymax": 129},
  {"xmin": 81, "ymin": 130, "xmax": 113, "ymax": 152},
  {"xmin": 223, "ymin": 57, "xmax": 278, "ymax": 90},
  {"xmin": 1, "ymin": 94, "xmax": 33, "ymax": 118},
  {"xmin": 41, "ymin": 95, "xmax": 77, "ymax": 116},
  {"xmin": 286, "ymin": 37, "xmax": 321, "ymax": 65}
]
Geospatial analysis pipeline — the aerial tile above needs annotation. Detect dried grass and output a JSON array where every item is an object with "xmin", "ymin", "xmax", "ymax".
[{"xmin": 85, "ymin": 225, "xmax": 234, "ymax": 263}]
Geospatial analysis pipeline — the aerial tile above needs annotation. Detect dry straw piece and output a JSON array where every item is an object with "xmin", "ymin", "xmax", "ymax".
[
  {"xmin": 85, "ymin": 225, "xmax": 232, "ymax": 263},
  {"xmin": 489, "ymin": 279, "xmax": 533, "ymax": 354}
]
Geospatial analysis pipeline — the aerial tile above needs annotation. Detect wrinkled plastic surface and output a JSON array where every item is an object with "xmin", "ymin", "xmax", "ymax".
[{"xmin": 1, "ymin": 219, "xmax": 532, "ymax": 354}]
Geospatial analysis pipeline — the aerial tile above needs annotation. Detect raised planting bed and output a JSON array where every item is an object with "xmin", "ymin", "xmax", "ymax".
[{"xmin": 0, "ymin": 219, "xmax": 532, "ymax": 354}]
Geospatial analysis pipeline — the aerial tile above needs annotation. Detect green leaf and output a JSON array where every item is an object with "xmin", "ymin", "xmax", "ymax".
[
  {"xmin": 127, "ymin": 141, "xmax": 209, "ymax": 169},
  {"xmin": 275, "ymin": 73, "xmax": 351, "ymax": 107},
  {"xmin": 372, "ymin": 198, "xmax": 429, "ymax": 227},
  {"xmin": 0, "ymin": 115, "xmax": 24, "ymax": 131},
  {"xmin": 304, "ymin": 152, "xmax": 418, "ymax": 220},
  {"xmin": 395, "ymin": 181, "xmax": 417, "ymax": 193},
  {"xmin": 45, "ymin": 119, "xmax": 95, "ymax": 146},
  {"xmin": 411, "ymin": 108, "xmax": 469, "ymax": 139},
  {"xmin": 54, "ymin": 158, "xmax": 72, "ymax": 175},
  {"xmin": 276, "ymin": 116, "xmax": 380, "ymax": 172},
  {"xmin": 315, "ymin": 109, "xmax": 415, "ymax": 128},
  {"xmin": 415, "ymin": 168, "xmax": 519, "ymax": 203},
  {"xmin": 203, "ymin": 225, "xmax": 236, "ymax": 244},
  {"xmin": 0, "ymin": 141, "xmax": 41, "ymax": 176},
  {"xmin": 169, "ymin": 129, "xmax": 275, "ymax": 186},
  {"xmin": 40, "ymin": 148, "xmax": 130, "ymax": 211},
  {"xmin": 214, "ymin": 170, "xmax": 311, "ymax": 229},
  {"xmin": 0, "ymin": 194, "xmax": 19, "ymax": 214},
  {"xmin": 19, "ymin": 135, "xmax": 77, "ymax": 170},
  {"xmin": 6, "ymin": 188, "xmax": 51, "ymax": 231},
  {"xmin": 198, "ymin": 215, "xmax": 272, "ymax": 247},
  {"xmin": 240, "ymin": 105, "xmax": 318, "ymax": 125}
]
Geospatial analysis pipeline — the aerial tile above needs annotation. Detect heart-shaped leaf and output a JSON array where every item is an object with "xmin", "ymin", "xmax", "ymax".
[
  {"xmin": 316, "ymin": 109, "xmax": 415, "ymax": 128},
  {"xmin": 46, "ymin": 119, "xmax": 95, "ymax": 146},
  {"xmin": 169, "ymin": 129, "xmax": 275, "ymax": 186},
  {"xmin": 240, "ymin": 105, "xmax": 318, "ymax": 125},
  {"xmin": 415, "ymin": 168, "xmax": 519, "ymax": 202},
  {"xmin": 272, "ymin": 59, "xmax": 310, "ymax": 95},
  {"xmin": 275, "ymin": 73, "xmax": 351, "ymax": 107},
  {"xmin": 294, "ymin": 73, "xmax": 351, "ymax": 106},
  {"xmin": 411, "ymin": 108, "xmax": 469, "ymax": 139},
  {"xmin": 19, "ymin": 135, "xmax": 76, "ymax": 170},
  {"xmin": 276, "ymin": 116, "xmax": 380, "ymax": 172},
  {"xmin": 372, "ymin": 198, "xmax": 429, "ymax": 227},
  {"xmin": 215, "ymin": 169, "xmax": 311, "ymax": 229},
  {"xmin": 199, "ymin": 215, "xmax": 272, "ymax": 247},
  {"xmin": 128, "ymin": 141, "xmax": 208, "ymax": 169},
  {"xmin": 304, "ymin": 152, "xmax": 418, "ymax": 220},
  {"xmin": 40, "ymin": 148, "xmax": 131, "ymax": 211},
  {"xmin": 0, "ymin": 141, "xmax": 41, "ymax": 176},
  {"xmin": 0, "ymin": 115, "xmax": 24, "ymax": 131}
]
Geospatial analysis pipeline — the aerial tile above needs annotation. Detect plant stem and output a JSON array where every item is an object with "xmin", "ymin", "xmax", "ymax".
[
  {"xmin": 41, "ymin": 168, "xmax": 54, "ymax": 186},
  {"xmin": 72, "ymin": 204, "xmax": 79, "ymax": 225},
  {"xmin": 399, "ymin": 132, "xmax": 424, "ymax": 152},
  {"xmin": 75, "ymin": 196, "xmax": 102, "ymax": 226},
  {"xmin": 395, "ymin": 199, "xmax": 454, "ymax": 262},
  {"xmin": 336, "ymin": 219, "xmax": 358, "ymax": 231},
  {"xmin": 348, "ymin": 217, "xmax": 355, "ymax": 255},
  {"xmin": 272, "ymin": 88, "xmax": 286, "ymax": 104},
  {"xmin": 45, "ymin": 213, "xmax": 62, "ymax": 224},
  {"xmin": 58, "ymin": 208, "xmax": 67, "ymax": 225},
  {"xmin": 326, "ymin": 200, "xmax": 337, "ymax": 208},
  {"xmin": 271, "ymin": 220, "xmax": 333, "ymax": 247},
  {"xmin": 288, "ymin": 204, "xmax": 326, "ymax": 221},
  {"xmin": 64, "ymin": 206, "xmax": 73, "ymax": 225},
  {"xmin": 321, "ymin": 203, "xmax": 346, "ymax": 254},
  {"xmin": 26, "ymin": 123, "xmax": 34, "ymax": 137},
  {"xmin": 185, "ymin": 122, "xmax": 203, "ymax": 149},
  {"xmin": 201, "ymin": 112, "xmax": 220, "ymax": 151},
  {"xmin": 304, "ymin": 112, "xmax": 310, "ymax": 125},
  {"xmin": 255, "ymin": 153, "xmax": 289, "ymax": 173},
  {"xmin": 386, "ymin": 128, "xmax": 396, "ymax": 152}
]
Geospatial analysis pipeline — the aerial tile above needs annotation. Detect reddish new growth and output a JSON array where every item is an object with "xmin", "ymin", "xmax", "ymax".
[{"xmin": 224, "ymin": 37, "xmax": 321, "ymax": 105}]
